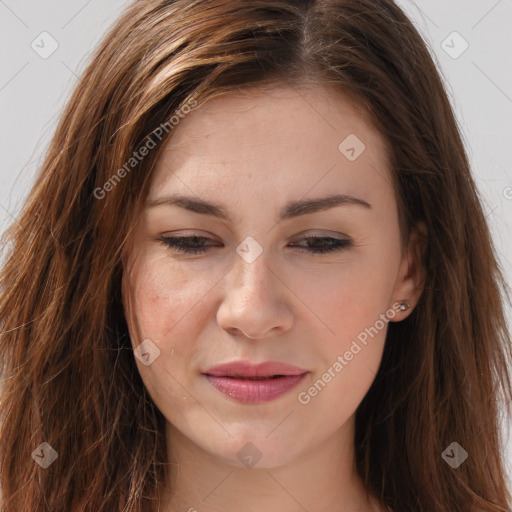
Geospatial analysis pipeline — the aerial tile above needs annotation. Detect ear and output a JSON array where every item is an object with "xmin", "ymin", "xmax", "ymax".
[{"xmin": 388, "ymin": 221, "xmax": 427, "ymax": 322}]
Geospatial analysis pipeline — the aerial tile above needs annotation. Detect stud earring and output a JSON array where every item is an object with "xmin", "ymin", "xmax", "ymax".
[{"xmin": 399, "ymin": 301, "xmax": 410, "ymax": 311}]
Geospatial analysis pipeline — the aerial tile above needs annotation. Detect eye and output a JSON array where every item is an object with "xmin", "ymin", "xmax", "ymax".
[
  {"xmin": 157, "ymin": 235, "xmax": 217, "ymax": 255},
  {"xmin": 289, "ymin": 236, "xmax": 353, "ymax": 254},
  {"xmin": 158, "ymin": 234, "xmax": 353, "ymax": 255}
]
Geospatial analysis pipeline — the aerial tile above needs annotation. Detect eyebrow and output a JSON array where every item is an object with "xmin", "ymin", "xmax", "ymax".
[{"xmin": 146, "ymin": 193, "xmax": 371, "ymax": 222}]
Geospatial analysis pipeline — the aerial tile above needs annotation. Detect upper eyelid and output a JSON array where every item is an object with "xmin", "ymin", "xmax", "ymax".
[{"xmin": 159, "ymin": 229, "xmax": 349, "ymax": 239}]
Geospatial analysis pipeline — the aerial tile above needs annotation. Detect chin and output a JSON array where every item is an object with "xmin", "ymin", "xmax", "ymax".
[{"xmin": 203, "ymin": 432, "xmax": 304, "ymax": 470}]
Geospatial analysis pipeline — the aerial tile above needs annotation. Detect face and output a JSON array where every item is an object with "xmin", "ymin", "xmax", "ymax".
[{"xmin": 122, "ymin": 84, "xmax": 424, "ymax": 469}]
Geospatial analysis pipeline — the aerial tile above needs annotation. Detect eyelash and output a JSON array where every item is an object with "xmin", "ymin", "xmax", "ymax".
[{"xmin": 157, "ymin": 235, "xmax": 353, "ymax": 255}]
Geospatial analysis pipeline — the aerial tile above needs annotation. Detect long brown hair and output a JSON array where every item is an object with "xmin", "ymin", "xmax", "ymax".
[{"xmin": 1, "ymin": 0, "xmax": 511, "ymax": 510}]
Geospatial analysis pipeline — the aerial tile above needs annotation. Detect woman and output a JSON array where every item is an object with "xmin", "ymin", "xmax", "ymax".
[{"xmin": 1, "ymin": 0, "xmax": 511, "ymax": 511}]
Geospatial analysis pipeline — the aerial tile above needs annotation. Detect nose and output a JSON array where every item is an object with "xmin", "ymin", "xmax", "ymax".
[{"xmin": 216, "ymin": 248, "xmax": 294, "ymax": 340}]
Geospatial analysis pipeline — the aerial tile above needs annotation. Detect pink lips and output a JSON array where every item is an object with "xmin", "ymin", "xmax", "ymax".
[{"xmin": 202, "ymin": 361, "xmax": 308, "ymax": 404}]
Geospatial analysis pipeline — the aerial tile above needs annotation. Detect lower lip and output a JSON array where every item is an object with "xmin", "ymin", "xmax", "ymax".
[{"xmin": 203, "ymin": 373, "xmax": 308, "ymax": 403}]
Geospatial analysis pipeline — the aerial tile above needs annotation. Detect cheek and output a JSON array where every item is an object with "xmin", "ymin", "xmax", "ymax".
[
  {"xmin": 122, "ymin": 260, "xmax": 198, "ymax": 404},
  {"xmin": 292, "ymin": 259, "xmax": 394, "ymax": 346},
  {"xmin": 126, "ymin": 257, "xmax": 198, "ymax": 339},
  {"xmin": 296, "ymin": 296, "xmax": 388, "ymax": 425},
  {"xmin": 123, "ymin": 255, "xmax": 221, "ymax": 382},
  {"xmin": 289, "ymin": 251, "xmax": 396, "ymax": 402}
]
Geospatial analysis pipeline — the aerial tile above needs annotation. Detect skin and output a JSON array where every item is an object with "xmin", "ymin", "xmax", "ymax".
[{"xmin": 122, "ymin": 84, "xmax": 426, "ymax": 512}]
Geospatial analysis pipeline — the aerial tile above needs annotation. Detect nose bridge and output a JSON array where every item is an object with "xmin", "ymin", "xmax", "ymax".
[{"xmin": 229, "ymin": 239, "xmax": 274, "ymax": 299}]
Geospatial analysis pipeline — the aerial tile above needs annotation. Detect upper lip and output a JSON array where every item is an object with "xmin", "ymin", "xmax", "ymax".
[{"xmin": 203, "ymin": 360, "xmax": 308, "ymax": 378}]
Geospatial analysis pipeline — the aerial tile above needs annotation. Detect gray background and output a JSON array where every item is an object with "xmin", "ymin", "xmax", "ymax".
[{"xmin": 0, "ymin": 0, "xmax": 511, "ymax": 489}]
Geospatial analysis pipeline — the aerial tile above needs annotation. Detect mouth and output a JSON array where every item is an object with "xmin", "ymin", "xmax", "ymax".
[
  {"xmin": 212, "ymin": 374, "xmax": 289, "ymax": 380},
  {"xmin": 202, "ymin": 361, "xmax": 308, "ymax": 403}
]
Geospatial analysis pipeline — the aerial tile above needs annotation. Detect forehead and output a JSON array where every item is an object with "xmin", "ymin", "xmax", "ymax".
[{"xmin": 148, "ymin": 84, "xmax": 393, "ymax": 215}]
